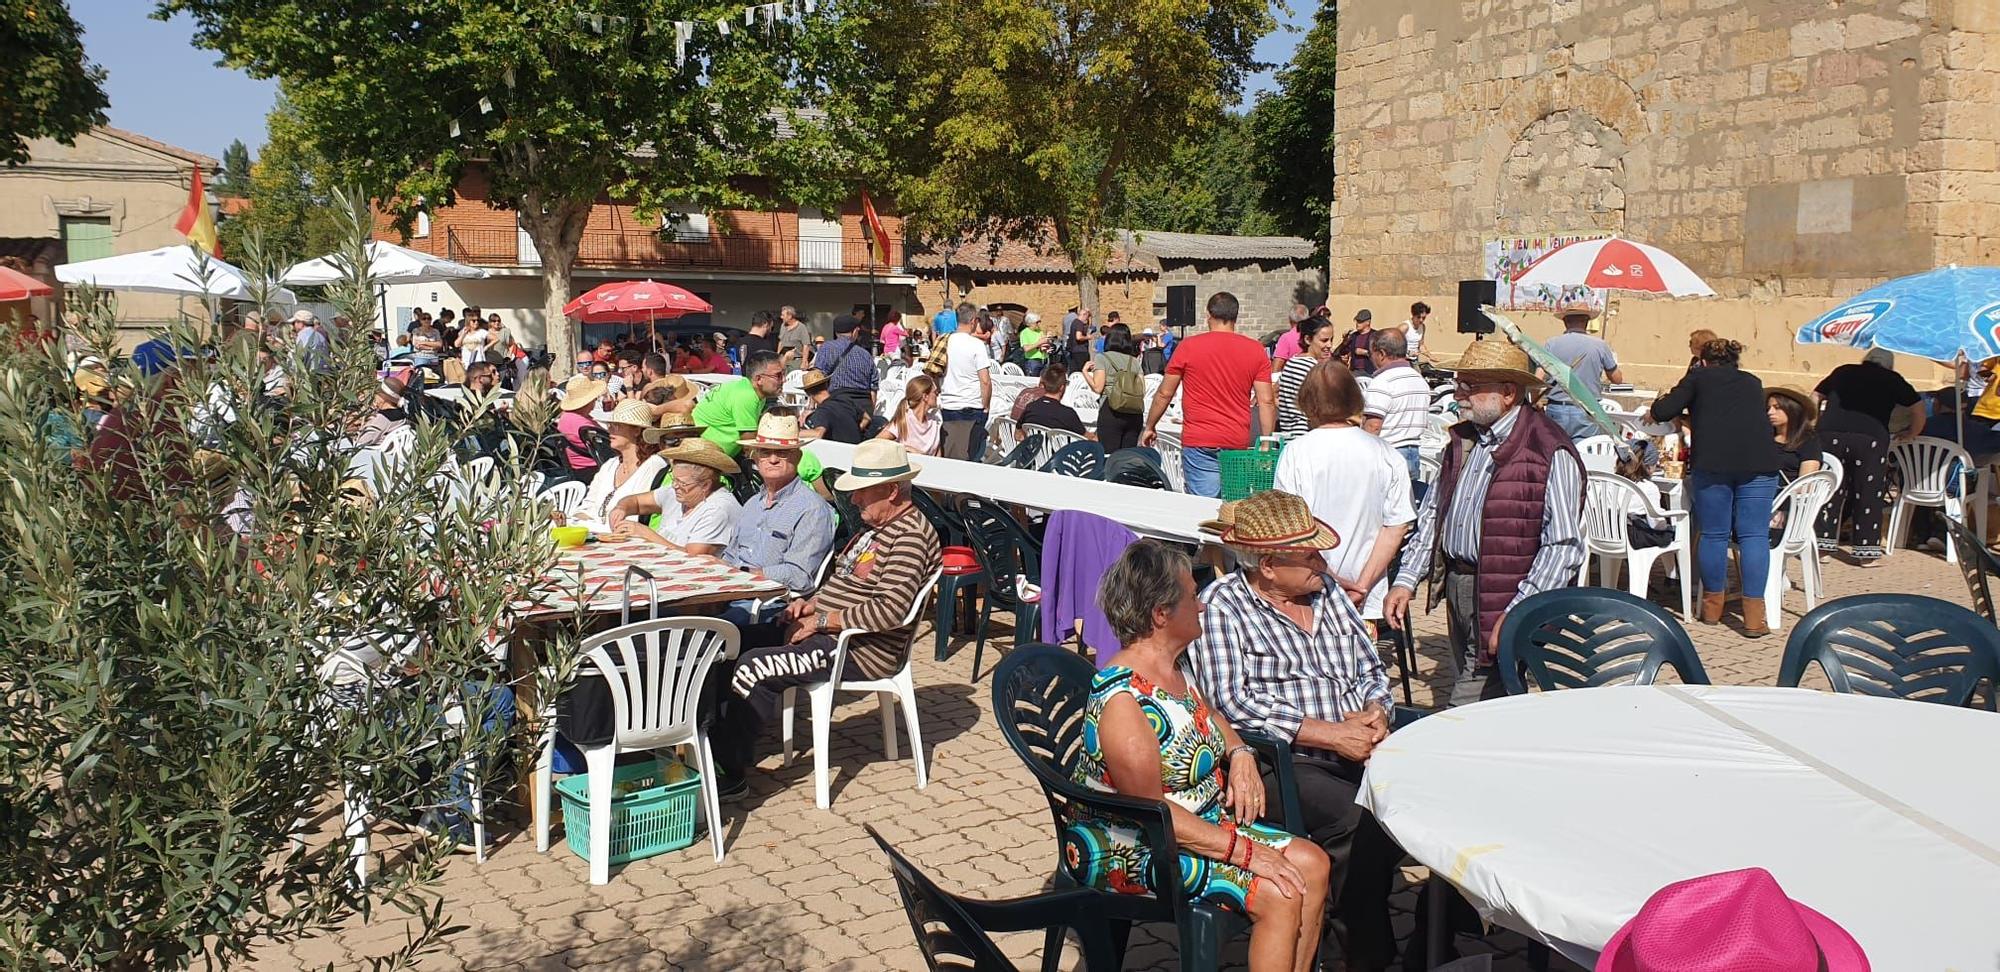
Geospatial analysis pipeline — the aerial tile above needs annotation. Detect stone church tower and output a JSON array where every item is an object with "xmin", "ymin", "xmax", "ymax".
[{"xmin": 1331, "ymin": 0, "xmax": 2000, "ymax": 385}]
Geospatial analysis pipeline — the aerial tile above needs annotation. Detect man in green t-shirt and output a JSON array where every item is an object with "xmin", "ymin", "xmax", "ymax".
[
  {"xmin": 691, "ymin": 349, "xmax": 824, "ymax": 482},
  {"xmin": 1018, "ymin": 311, "xmax": 1048, "ymax": 376}
]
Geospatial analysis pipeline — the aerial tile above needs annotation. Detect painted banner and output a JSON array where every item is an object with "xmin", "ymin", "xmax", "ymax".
[{"xmin": 1482, "ymin": 233, "xmax": 1611, "ymax": 312}]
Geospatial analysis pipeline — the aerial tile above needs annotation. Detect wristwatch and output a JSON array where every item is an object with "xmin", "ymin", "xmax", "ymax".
[{"xmin": 814, "ymin": 609, "xmax": 831, "ymax": 632}]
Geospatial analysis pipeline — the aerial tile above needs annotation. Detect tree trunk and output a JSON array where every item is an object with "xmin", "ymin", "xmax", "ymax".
[
  {"xmin": 1076, "ymin": 271, "xmax": 1100, "ymax": 320},
  {"xmin": 521, "ymin": 193, "xmax": 592, "ymax": 378}
]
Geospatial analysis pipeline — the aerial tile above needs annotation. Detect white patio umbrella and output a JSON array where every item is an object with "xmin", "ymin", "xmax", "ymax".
[
  {"xmin": 280, "ymin": 241, "xmax": 489, "ymax": 286},
  {"xmin": 1510, "ymin": 236, "xmax": 1717, "ymax": 297},
  {"xmin": 56, "ymin": 245, "xmax": 297, "ymax": 302}
]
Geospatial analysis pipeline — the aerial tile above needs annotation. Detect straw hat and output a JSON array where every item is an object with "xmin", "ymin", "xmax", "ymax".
[
  {"xmin": 738, "ymin": 412, "xmax": 805, "ymax": 451},
  {"xmin": 289, "ymin": 308, "xmax": 317, "ymax": 325},
  {"xmin": 1766, "ymin": 385, "xmax": 1818, "ymax": 424},
  {"xmin": 1450, "ymin": 340, "xmax": 1545, "ymax": 389},
  {"xmin": 833, "ymin": 439, "xmax": 921, "ymax": 491},
  {"xmin": 799, "ymin": 368, "xmax": 830, "ymax": 393},
  {"xmin": 643, "ymin": 415, "xmax": 705, "ymax": 444},
  {"xmin": 558, "ymin": 375, "xmax": 608, "ymax": 411},
  {"xmin": 661, "ymin": 438, "xmax": 741, "ymax": 478},
  {"xmin": 644, "ymin": 374, "xmax": 695, "ymax": 402},
  {"xmin": 1218, "ymin": 490, "xmax": 1340, "ymax": 553},
  {"xmin": 1554, "ymin": 301, "xmax": 1600, "ymax": 322},
  {"xmin": 1596, "ymin": 868, "xmax": 1866, "ymax": 972},
  {"xmin": 603, "ymin": 397, "xmax": 657, "ymax": 429},
  {"xmin": 73, "ymin": 367, "xmax": 109, "ymax": 399},
  {"xmin": 1197, "ymin": 499, "xmax": 1239, "ymax": 537}
]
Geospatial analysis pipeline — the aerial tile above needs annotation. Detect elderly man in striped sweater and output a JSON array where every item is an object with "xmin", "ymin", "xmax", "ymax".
[{"xmin": 709, "ymin": 439, "xmax": 942, "ymax": 798}]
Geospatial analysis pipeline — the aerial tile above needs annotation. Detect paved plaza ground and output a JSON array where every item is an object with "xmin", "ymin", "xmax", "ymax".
[{"xmin": 254, "ymin": 549, "xmax": 1972, "ymax": 971}]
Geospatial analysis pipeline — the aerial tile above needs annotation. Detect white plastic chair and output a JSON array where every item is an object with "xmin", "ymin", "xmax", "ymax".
[
  {"xmin": 1887, "ymin": 436, "xmax": 1987, "ymax": 563},
  {"xmin": 1820, "ymin": 451, "xmax": 1844, "ymax": 496},
  {"xmin": 780, "ymin": 573, "xmax": 942, "ymax": 809},
  {"xmin": 1576, "ymin": 435, "xmax": 1622, "ymax": 474},
  {"xmin": 1021, "ymin": 424, "xmax": 1084, "ymax": 468},
  {"xmin": 1580, "ymin": 471, "xmax": 1692, "ymax": 619},
  {"xmin": 987, "ymin": 414, "xmax": 1020, "ymax": 460},
  {"xmin": 998, "ymin": 361, "xmax": 1024, "ymax": 376},
  {"xmin": 1153, "ymin": 428, "xmax": 1186, "ymax": 491},
  {"xmin": 534, "ymin": 617, "xmax": 738, "ymax": 881},
  {"xmin": 538, "ymin": 480, "xmax": 588, "ymax": 520},
  {"xmin": 1762, "ymin": 469, "xmax": 1838, "ymax": 633}
]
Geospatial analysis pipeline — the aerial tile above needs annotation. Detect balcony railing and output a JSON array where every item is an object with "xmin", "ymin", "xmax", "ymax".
[{"xmin": 442, "ymin": 227, "xmax": 904, "ymax": 275}]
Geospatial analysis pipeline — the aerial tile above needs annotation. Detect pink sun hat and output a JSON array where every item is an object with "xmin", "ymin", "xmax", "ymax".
[{"xmin": 1597, "ymin": 868, "xmax": 1868, "ymax": 972}]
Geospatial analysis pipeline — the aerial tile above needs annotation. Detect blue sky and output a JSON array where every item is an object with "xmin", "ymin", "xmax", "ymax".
[{"xmin": 70, "ymin": 0, "xmax": 1310, "ymax": 163}]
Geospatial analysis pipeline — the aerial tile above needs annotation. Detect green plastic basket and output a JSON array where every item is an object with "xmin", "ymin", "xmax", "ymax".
[
  {"xmin": 555, "ymin": 757, "xmax": 700, "ymax": 866},
  {"xmin": 1219, "ymin": 440, "xmax": 1284, "ymax": 501}
]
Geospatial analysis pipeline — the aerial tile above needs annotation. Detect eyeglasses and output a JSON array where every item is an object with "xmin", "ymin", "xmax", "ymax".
[{"xmin": 1454, "ymin": 380, "xmax": 1505, "ymax": 394}]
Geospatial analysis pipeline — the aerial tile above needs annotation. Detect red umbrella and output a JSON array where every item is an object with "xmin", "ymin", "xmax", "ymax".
[
  {"xmin": 0, "ymin": 265, "xmax": 54, "ymax": 302},
  {"xmin": 561, "ymin": 279, "xmax": 712, "ymax": 323}
]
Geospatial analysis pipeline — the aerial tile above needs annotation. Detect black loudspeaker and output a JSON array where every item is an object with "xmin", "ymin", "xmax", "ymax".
[
  {"xmin": 1457, "ymin": 279, "xmax": 1498, "ymax": 334},
  {"xmin": 1165, "ymin": 285, "xmax": 1197, "ymax": 328}
]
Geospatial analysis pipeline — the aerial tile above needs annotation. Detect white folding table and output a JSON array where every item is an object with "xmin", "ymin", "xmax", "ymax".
[{"xmin": 1358, "ymin": 685, "xmax": 2000, "ymax": 968}]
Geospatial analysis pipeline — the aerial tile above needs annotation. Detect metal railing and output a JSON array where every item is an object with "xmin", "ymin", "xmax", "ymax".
[{"xmin": 442, "ymin": 226, "xmax": 903, "ymax": 274}]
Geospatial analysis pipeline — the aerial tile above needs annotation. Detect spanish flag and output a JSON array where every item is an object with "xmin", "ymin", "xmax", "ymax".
[
  {"xmin": 860, "ymin": 190, "xmax": 890, "ymax": 267},
  {"xmin": 175, "ymin": 167, "xmax": 221, "ymax": 257}
]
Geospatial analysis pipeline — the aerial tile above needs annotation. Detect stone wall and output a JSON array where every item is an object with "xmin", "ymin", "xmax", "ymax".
[
  {"xmin": 1333, "ymin": 0, "xmax": 2000, "ymax": 389},
  {"xmin": 1155, "ymin": 258, "xmax": 1329, "ymax": 340},
  {"xmin": 915, "ymin": 271, "xmax": 1160, "ymax": 336}
]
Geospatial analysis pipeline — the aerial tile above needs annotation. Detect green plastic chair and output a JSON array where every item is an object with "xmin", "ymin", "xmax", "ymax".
[
  {"xmin": 1779, "ymin": 593, "xmax": 2000, "ymax": 708},
  {"xmin": 1496, "ymin": 587, "xmax": 1710, "ymax": 695}
]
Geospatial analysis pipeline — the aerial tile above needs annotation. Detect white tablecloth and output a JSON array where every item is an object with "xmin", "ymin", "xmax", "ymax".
[
  {"xmin": 805, "ymin": 439, "xmax": 1221, "ymax": 543},
  {"xmin": 1358, "ymin": 685, "xmax": 2000, "ymax": 968}
]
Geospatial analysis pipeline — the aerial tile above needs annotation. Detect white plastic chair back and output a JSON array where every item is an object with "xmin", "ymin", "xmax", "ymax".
[
  {"xmin": 1022, "ymin": 424, "xmax": 1083, "ymax": 467},
  {"xmin": 778, "ymin": 390, "xmax": 810, "ymax": 409},
  {"xmin": 1153, "ymin": 428, "xmax": 1186, "ymax": 491},
  {"xmin": 1773, "ymin": 470, "xmax": 1838, "ymax": 556},
  {"xmin": 1143, "ymin": 373, "xmax": 1164, "ymax": 407},
  {"xmin": 582, "ymin": 617, "xmax": 738, "ymax": 752},
  {"xmin": 987, "ymin": 415, "xmax": 1019, "ymax": 459},
  {"xmin": 538, "ymin": 480, "xmax": 587, "ymax": 519},
  {"xmin": 1820, "ymin": 451, "xmax": 1844, "ymax": 495},
  {"xmin": 1577, "ymin": 435, "xmax": 1623, "ymax": 474},
  {"xmin": 825, "ymin": 573, "xmax": 943, "ymax": 680},
  {"xmin": 1063, "ymin": 372, "xmax": 1097, "ymax": 410},
  {"xmin": 1890, "ymin": 436, "xmax": 1970, "ymax": 503},
  {"xmin": 782, "ymin": 371, "xmax": 804, "ymax": 397},
  {"xmin": 998, "ymin": 362, "xmax": 1024, "ymax": 376},
  {"xmin": 1581, "ymin": 472, "xmax": 1645, "ymax": 556},
  {"xmin": 459, "ymin": 455, "xmax": 499, "ymax": 506}
]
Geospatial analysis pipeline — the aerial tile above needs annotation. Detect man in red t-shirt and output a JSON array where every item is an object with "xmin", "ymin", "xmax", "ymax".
[{"xmin": 1140, "ymin": 291, "xmax": 1275, "ymax": 497}]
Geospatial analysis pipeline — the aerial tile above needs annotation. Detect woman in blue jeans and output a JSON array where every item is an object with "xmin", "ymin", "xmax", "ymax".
[{"xmin": 1648, "ymin": 338, "xmax": 1784, "ymax": 635}]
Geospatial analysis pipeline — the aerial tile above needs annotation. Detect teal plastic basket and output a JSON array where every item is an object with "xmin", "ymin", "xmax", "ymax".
[{"xmin": 555, "ymin": 757, "xmax": 701, "ymax": 866}]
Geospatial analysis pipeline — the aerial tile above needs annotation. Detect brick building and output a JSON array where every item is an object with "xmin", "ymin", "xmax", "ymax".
[
  {"xmin": 910, "ymin": 226, "xmax": 1324, "ymax": 338},
  {"xmin": 1331, "ymin": 0, "xmax": 2000, "ymax": 386},
  {"xmin": 375, "ymin": 165, "xmax": 916, "ymax": 346}
]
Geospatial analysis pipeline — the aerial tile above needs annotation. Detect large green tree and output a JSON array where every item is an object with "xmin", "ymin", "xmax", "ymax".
[
  {"xmin": 850, "ymin": 0, "xmax": 1274, "ymax": 312},
  {"xmin": 1248, "ymin": 1, "xmax": 1336, "ymax": 254},
  {"xmin": 1118, "ymin": 110, "xmax": 1279, "ymax": 237},
  {"xmin": 0, "ymin": 0, "xmax": 111, "ymax": 166},
  {"xmin": 218, "ymin": 137, "xmax": 253, "ymax": 194},
  {"xmin": 161, "ymin": 0, "xmax": 854, "ymax": 373},
  {"xmin": 217, "ymin": 97, "xmax": 344, "ymax": 263}
]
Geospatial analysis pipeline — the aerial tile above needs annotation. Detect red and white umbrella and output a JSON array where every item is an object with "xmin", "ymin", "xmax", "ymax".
[
  {"xmin": 0, "ymin": 265, "xmax": 53, "ymax": 302},
  {"xmin": 1511, "ymin": 236, "xmax": 1716, "ymax": 297},
  {"xmin": 561, "ymin": 279, "xmax": 713, "ymax": 323}
]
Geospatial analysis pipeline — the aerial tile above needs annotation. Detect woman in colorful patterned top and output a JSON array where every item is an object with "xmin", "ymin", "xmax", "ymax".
[{"xmin": 1067, "ymin": 539, "xmax": 1330, "ymax": 972}]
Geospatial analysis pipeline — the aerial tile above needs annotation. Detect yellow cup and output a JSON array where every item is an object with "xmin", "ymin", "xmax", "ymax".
[{"xmin": 549, "ymin": 525, "xmax": 588, "ymax": 548}]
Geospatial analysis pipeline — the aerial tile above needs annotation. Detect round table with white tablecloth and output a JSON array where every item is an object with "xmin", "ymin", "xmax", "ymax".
[{"xmin": 1358, "ymin": 685, "xmax": 2000, "ymax": 969}]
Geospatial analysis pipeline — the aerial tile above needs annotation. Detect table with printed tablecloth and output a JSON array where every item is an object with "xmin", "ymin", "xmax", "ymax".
[{"xmin": 515, "ymin": 540, "xmax": 783, "ymax": 620}]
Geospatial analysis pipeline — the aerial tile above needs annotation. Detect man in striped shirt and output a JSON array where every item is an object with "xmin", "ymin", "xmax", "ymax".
[
  {"xmin": 1385, "ymin": 341, "xmax": 1584, "ymax": 707},
  {"xmin": 1361, "ymin": 329, "xmax": 1434, "ymax": 499},
  {"xmin": 711, "ymin": 440, "xmax": 941, "ymax": 797},
  {"xmin": 1186, "ymin": 490, "xmax": 1400, "ymax": 970}
]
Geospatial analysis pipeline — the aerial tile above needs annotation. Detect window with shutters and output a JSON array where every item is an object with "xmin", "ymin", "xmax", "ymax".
[{"xmin": 60, "ymin": 217, "xmax": 113, "ymax": 262}]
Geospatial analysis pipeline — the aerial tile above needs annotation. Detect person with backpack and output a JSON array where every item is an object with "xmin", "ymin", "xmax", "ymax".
[{"xmin": 1083, "ymin": 322, "xmax": 1148, "ymax": 452}]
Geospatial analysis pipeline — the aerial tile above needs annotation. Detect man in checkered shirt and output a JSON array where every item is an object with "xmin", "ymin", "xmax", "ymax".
[{"xmin": 1186, "ymin": 490, "xmax": 1402, "ymax": 970}]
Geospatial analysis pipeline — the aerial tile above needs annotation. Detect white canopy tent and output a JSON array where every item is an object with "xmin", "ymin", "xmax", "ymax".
[
  {"xmin": 283, "ymin": 242, "xmax": 489, "ymax": 345},
  {"xmin": 56, "ymin": 245, "xmax": 297, "ymax": 303}
]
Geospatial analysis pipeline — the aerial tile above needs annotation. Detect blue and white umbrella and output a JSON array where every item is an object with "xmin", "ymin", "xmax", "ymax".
[{"xmin": 1795, "ymin": 265, "xmax": 2000, "ymax": 364}]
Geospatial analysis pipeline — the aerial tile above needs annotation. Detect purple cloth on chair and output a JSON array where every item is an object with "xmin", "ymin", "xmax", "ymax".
[{"xmin": 1039, "ymin": 510, "xmax": 1139, "ymax": 666}]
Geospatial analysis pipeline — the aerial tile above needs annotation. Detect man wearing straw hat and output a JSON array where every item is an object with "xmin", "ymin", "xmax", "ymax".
[
  {"xmin": 709, "ymin": 439, "xmax": 941, "ymax": 797},
  {"xmin": 1542, "ymin": 302, "xmax": 1624, "ymax": 442},
  {"xmin": 1187, "ymin": 490, "xmax": 1404, "ymax": 970},
  {"xmin": 1385, "ymin": 340, "xmax": 1585, "ymax": 706},
  {"xmin": 718, "ymin": 413, "xmax": 837, "ymax": 601}
]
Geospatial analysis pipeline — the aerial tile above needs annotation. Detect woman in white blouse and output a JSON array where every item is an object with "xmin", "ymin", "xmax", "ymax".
[
  {"xmin": 574, "ymin": 398, "xmax": 669, "ymax": 525},
  {"xmin": 607, "ymin": 438, "xmax": 743, "ymax": 555}
]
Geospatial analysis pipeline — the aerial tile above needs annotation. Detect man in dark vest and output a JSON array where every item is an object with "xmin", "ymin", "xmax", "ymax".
[{"xmin": 1384, "ymin": 340, "xmax": 1586, "ymax": 706}]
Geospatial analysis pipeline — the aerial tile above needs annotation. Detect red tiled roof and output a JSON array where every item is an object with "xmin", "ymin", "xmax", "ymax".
[{"xmin": 219, "ymin": 196, "xmax": 253, "ymax": 216}]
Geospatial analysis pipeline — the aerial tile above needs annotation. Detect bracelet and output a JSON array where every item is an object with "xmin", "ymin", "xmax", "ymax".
[
  {"xmin": 1238, "ymin": 839, "xmax": 1252, "ymax": 869},
  {"xmin": 1226, "ymin": 744, "xmax": 1254, "ymax": 761},
  {"xmin": 1224, "ymin": 832, "xmax": 1238, "ymax": 868}
]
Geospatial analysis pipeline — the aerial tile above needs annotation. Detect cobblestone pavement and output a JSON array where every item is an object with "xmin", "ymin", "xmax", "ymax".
[{"xmin": 252, "ymin": 550, "xmax": 1971, "ymax": 971}]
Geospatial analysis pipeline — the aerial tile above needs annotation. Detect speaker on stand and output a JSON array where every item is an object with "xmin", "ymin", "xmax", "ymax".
[
  {"xmin": 1457, "ymin": 280, "xmax": 1498, "ymax": 339},
  {"xmin": 1165, "ymin": 285, "xmax": 1197, "ymax": 330}
]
